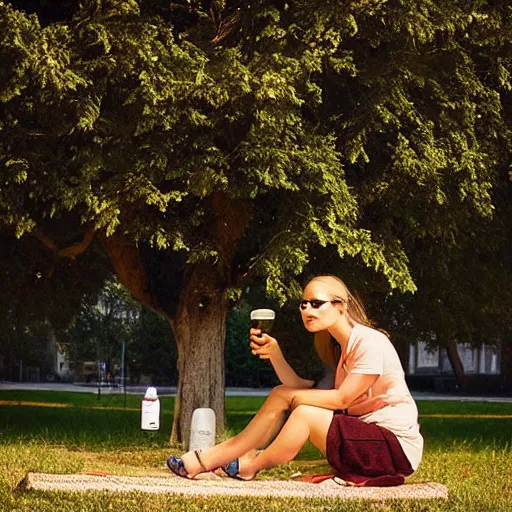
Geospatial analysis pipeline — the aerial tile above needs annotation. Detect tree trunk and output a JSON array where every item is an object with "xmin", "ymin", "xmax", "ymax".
[
  {"xmin": 445, "ymin": 339, "xmax": 468, "ymax": 391},
  {"xmin": 169, "ymin": 262, "xmax": 228, "ymax": 447},
  {"xmin": 99, "ymin": 193, "xmax": 252, "ymax": 446}
]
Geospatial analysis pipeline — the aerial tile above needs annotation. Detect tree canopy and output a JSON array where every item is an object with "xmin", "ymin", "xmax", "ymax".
[{"xmin": 1, "ymin": 0, "xmax": 511, "ymax": 440}]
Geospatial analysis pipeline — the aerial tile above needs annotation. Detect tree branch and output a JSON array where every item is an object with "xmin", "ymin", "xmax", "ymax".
[
  {"xmin": 98, "ymin": 231, "xmax": 164, "ymax": 317},
  {"xmin": 209, "ymin": 3, "xmax": 220, "ymax": 30},
  {"xmin": 33, "ymin": 225, "xmax": 96, "ymax": 260},
  {"xmin": 211, "ymin": 11, "xmax": 241, "ymax": 44},
  {"xmin": 33, "ymin": 229, "xmax": 59, "ymax": 253},
  {"xmin": 169, "ymin": 2, "xmax": 196, "ymax": 14},
  {"xmin": 211, "ymin": 191, "xmax": 253, "ymax": 274},
  {"xmin": 58, "ymin": 225, "xmax": 96, "ymax": 260}
]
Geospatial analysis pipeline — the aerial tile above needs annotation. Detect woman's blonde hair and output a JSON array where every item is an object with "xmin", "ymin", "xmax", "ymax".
[{"xmin": 306, "ymin": 275, "xmax": 372, "ymax": 369}]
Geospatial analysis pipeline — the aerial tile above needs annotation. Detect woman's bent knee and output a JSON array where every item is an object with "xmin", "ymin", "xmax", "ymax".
[
  {"xmin": 267, "ymin": 385, "xmax": 294, "ymax": 402},
  {"xmin": 269, "ymin": 384, "xmax": 292, "ymax": 396},
  {"xmin": 290, "ymin": 405, "xmax": 334, "ymax": 425},
  {"xmin": 265, "ymin": 385, "xmax": 296, "ymax": 412},
  {"xmin": 289, "ymin": 404, "xmax": 319, "ymax": 420}
]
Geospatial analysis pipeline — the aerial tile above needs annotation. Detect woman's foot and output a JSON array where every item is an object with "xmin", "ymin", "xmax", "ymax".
[
  {"xmin": 167, "ymin": 450, "xmax": 208, "ymax": 479},
  {"xmin": 221, "ymin": 450, "xmax": 258, "ymax": 481},
  {"xmin": 166, "ymin": 456, "xmax": 190, "ymax": 478}
]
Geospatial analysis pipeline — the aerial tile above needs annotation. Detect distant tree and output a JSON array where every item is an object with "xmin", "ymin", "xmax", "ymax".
[
  {"xmin": 0, "ymin": 232, "xmax": 110, "ymax": 380},
  {"xmin": 64, "ymin": 277, "xmax": 141, "ymax": 380},
  {"xmin": 378, "ymin": 194, "xmax": 512, "ymax": 390},
  {"xmin": 130, "ymin": 307, "xmax": 177, "ymax": 386},
  {"xmin": 0, "ymin": 313, "xmax": 53, "ymax": 382},
  {"xmin": 1, "ymin": 0, "xmax": 511, "ymax": 441}
]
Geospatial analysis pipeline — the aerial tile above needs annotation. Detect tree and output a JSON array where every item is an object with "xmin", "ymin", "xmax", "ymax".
[
  {"xmin": 130, "ymin": 307, "xmax": 177, "ymax": 386},
  {"xmin": 296, "ymin": 0, "xmax": 512, "ymax": 386},
  {"xmin": 0, "ymin": 311, "xmax": 53, "ymax": 382},
  {"xmin": 1, "ymin": 0, "xmax": 511, "ymax": 441},
  {"xmin": 64, "ymin": 276, "xmax": 141, "ymax": 381},
  {"xmin": 379, "ymin": 180, "xmax": 512, "ymax": 390},
  {"xmin": 0, "ymin": 231, "xmax": 110, "ymax": 380}
]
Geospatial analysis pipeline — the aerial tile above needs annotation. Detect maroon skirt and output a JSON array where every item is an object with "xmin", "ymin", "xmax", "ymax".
[{"xmin": 326, "ymin": 412, "xmax": 413, "ymax": 486}]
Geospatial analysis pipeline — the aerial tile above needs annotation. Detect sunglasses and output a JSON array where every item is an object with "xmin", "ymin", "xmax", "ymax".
[{"xmin": 299, "ymin": 299, "xmax": 343, "ymax": 310}]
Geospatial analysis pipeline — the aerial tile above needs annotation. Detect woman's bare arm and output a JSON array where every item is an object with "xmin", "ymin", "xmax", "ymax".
[
  {"xmin": 290, "ymin": 373, "xmax": 379, "ymax": 410},
  {"xmin": 250, "ymin": 330, "xmax": 314, "ymax": 388}
]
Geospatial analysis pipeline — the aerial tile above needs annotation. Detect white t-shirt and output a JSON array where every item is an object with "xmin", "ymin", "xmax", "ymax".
[{"xmin": 334, "ymin": 323, "xmax": 424, "ymax": 470}]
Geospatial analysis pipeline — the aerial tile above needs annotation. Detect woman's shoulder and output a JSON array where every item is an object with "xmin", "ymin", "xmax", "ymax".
[
  {"xmin": 351, "ymin": 323, "xmax": 390, "ymax": 345},
  {"xmin": 348, "ymin": 324, "xmax": 401, "ymax": 364}
]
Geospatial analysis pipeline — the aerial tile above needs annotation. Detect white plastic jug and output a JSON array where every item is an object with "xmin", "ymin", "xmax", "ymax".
[
  {"xmin": 141, "ymin": 387, "xmax": 160, "ymax": 431},
  {"xmin": 189, "ymin": 408, "xmax": 216, "ymax": 451}
]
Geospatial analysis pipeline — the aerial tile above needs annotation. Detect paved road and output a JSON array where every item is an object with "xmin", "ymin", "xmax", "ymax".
[{"xmin": 1, "ymin": 381, "xmax": 511, "ymax": 402}]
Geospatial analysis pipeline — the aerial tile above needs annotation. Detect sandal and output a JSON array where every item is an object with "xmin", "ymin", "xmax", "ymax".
[
  {"xmin": 166, "ymin": 450, "xmax": 208, "ymax": 479},
  {"xmin": 220, "ymin": 458, "xmax": 255, "ymax": 481}
]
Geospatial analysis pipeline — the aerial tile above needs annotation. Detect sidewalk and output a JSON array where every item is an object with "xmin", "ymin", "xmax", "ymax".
[
  {"xmin": 0, "ymin": 381, "xmax": 271, "ymax": 397},
  {"xmin": 1, "ymin": 381, "xmax": 511, "ymax": 402}
]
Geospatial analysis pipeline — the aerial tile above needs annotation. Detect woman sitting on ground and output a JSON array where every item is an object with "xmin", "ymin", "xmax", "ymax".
[{"xmin": 167, "ymin": 275, "xmax": 423, "ymax": 485}]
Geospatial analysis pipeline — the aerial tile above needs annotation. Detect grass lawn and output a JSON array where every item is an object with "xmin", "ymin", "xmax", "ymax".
[{"xmin": 0, "ymin": 390, "xmax": 511, "ymax": 511}]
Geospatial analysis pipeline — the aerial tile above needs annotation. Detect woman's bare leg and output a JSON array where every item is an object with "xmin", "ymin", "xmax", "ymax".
[
  {"xmin": 179, "ymin": 386, "xmax": 298, "ymax": 476},
  {"xmin": 237, "ymin": 405, "xmax": 334, "ymax": 479}
]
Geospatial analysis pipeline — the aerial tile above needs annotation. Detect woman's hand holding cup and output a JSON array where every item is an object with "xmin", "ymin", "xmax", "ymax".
[
  {"xmin": 249, "ymin": 329, "xmax": 279, "ymax": 359},
  {"xmin": 249, "ymin": 309, "xmax": 277, "ymax": 360}
]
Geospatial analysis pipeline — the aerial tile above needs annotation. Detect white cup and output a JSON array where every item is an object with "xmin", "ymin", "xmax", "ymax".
[{"xmin": 250, "ymin": 309, "xmax": 275, "ymax": 335}]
